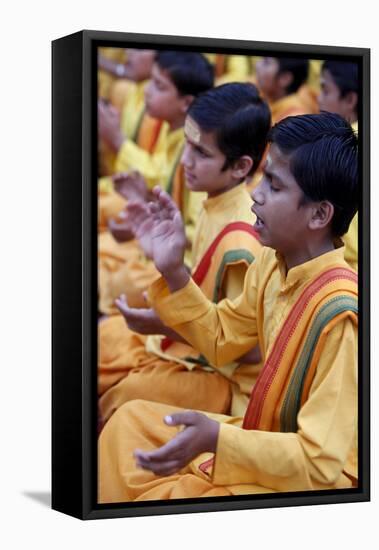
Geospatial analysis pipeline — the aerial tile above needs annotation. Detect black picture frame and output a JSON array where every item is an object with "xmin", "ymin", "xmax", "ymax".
[{"xmin": 52, "ymin": 30, "xmax": 370, "ymax": 520}]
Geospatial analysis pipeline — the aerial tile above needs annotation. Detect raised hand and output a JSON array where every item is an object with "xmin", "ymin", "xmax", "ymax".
[
  {"xmin": 125, "ymin": 200, "xmax": 155, "ymax": 258},
  {"xmin": 108, "ymin": 213, "xmax": 134, "ymax": 243},
  {"xmin": 115, "ymin": 294, "xmax": 167, "ymax": 335},
  {"xmin": 147, "ymin": 187, "xmax": 188, "ymax": 278},
  {"xmin": 113, "ymin": 171, "xmax": 148, "ymax": 202},
  {"xmin": 134, "ymin": 411, "xmax": 220, "ymax": 476}
]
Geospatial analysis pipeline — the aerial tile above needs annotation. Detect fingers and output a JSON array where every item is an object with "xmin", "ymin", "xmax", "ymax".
[
  {"xmin": 134, "ymin": 451, "xmax": 181, "ymax": 476},
  {"xmin": 165, "ymin": 411, "xmax": 200, "ymax": 427},
  {"xmin": 114, "ymin": 294, "xmax": 130, "ymax": 316}
]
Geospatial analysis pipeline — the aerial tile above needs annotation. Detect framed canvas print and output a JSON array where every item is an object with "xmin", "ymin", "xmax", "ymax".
[{"xmin": 52, "ymin": 30, "xmax": 370, "ymax": 520}]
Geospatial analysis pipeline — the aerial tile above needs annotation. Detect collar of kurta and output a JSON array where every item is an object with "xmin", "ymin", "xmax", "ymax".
[
  {"xmin": 202, "ymin": 182, "xmax": 249, "ymax": 213},
  {"xmin": 275, "ymin": 239, "xmax": 346, "ymax": 293}
]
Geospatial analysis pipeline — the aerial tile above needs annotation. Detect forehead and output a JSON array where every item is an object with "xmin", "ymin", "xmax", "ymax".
[
  {"xmin": 320, "ymin": 69, "xmax": 339, "ymax": 90},
  {"xmin": 266, "ymin": 143, "xmax": 300, "ymax": 190},
  {"xmin": 184, "ymin": 116, "xmax": 219, "ymax": 150},
  {"xmin": 151, "ymin": 63, "xmax": 175, "ymax": 87}
]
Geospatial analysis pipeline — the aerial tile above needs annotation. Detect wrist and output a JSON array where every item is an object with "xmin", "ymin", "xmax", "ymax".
[{"xmin": 163, "ymin": 265, "xmax": 190, "ymax": 293}]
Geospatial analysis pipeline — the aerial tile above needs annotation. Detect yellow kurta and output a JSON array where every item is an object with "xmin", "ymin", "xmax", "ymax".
[
  {"xmin": 98, "ymin": 245, "xmax": 357, "ymax": 502},
  {"xmin": 98, "ymin": 184, "xmax": 261, "ymax": 422},
  {"xmin": 269, "ymin": 92, "xmax": 311, "ymax": 124}
]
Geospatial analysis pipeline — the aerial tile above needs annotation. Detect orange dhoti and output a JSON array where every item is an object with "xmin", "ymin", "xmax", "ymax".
[
  {"xmin": 98, "ymin": 316, "xmax": 231, "ymax": 423},
  {"xmin": 98, "ymin": 399, "xmax": 275, "ymax": 503}
]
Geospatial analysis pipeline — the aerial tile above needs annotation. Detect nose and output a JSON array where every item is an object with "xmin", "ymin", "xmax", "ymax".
[
  {"xmin": 251, "ymin": 181, "xmax": 265, "ymax": 206},
  {"xmin": 181, "ymin": 142, "xmax": 194, "ymax": 168}
]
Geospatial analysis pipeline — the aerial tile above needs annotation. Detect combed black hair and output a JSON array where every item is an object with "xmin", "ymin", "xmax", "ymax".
[
  {"xmin": 322, "ymin": 60, "xmax": 358, "ymax": 98},
  {"xmin": 188, "ymin": 82, "xmax": 271, "ymax": 176},
  {"xmin": 269, "ymin": 112, "xmax": 358, "ymax": 237},
  {"xmin": 155, "ymin": 51, "xmax": 214, "ymax": 96},
  {"xmin": 277, "ymin": 58, "xmax": 309, "ymax": 95}
]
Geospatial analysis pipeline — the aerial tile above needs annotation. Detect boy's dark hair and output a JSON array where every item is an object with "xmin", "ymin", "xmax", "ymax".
[
  {"xmin": 155, "ymin": 51, "xmax": 214, "ymax": 96},
  {"xmin": 277, "ymin": 58, "xmax": 309, "ymax": 95},
  {"xmin": 188, "ymin": 82, "xmax": 271, "ymax": 176},
  {"xmin": 269, "ymin": 112, "xmax": 358, "ymax": 237},
  {"xmin": 322, "ymin": 60, "xmax": 358, "ymax": 97}
]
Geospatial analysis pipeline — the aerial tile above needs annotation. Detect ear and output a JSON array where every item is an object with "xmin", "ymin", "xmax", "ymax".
[
  {"xmin": 180, "ymin": 94, "xmax": 195, "ymax": 114},
  {"xmin": 231, "ymin": 156, "xmax": 254, "ymax": 180},
  {"xmin": 309, "ymin": 201, "xmax": 334, "ymax": 231},
  {"xmin": 277, "ymin": 71, "xmax": 293, "ymax": 93},
  {"xmin": 343, "ymin": 91, "xmax": 358, "ymax": 118}
]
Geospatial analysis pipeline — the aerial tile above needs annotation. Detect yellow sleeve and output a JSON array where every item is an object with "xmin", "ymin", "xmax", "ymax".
[
  {"xmin": 115, "ymin": 140, "xmax": 167, "ymax": 189},
  {"xmin": 149, "ymin": 261, "xmax": 260, "ymax": 366},
  {"xmin": 211, "ymin": 318, "xmax": 357, "ymax": 491},
  {"xmin": 221, "ymin": 262, "xmax": 249, "ymax": 301}
]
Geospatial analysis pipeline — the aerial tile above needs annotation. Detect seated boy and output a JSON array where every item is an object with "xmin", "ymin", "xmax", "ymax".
[
  {"xmin": 98, "ymin": 52, "xmax": 214, "ymax": 312},
  {"xmin": 98, "ymin": 112, "xmax": 358, "ymax": 502},
  {"xmin": 98, "ymin": 83, "xmax": 271, "ymax": 425},
  {"xmin": 318, "ymin": 60, "xmax": 359, "ymax": 270},
  {"xmin": 255, "ymin": 57, "xmax": 315, "ymax": 123}
]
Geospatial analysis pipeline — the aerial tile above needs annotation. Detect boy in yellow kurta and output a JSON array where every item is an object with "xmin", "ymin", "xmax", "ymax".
[
  {"xmin": 98, "ymin": 112, "xmax": 358, "ymax": 502},
  {"xmin": 98, "ymin": 52, "xmax": 214, "ymax": 312},
  {"xmin": 255, "ymin": 57, "xmax": 316, "ymax": 124},
  {"xmin": 318, "ymin": 60, "xmax": 359, "ymax": 271},
  {"xmin": 98, "ymin": 83, "xmax": 271, "ymax": 425}
]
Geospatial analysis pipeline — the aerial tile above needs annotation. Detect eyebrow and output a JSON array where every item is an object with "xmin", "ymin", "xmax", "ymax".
[
  {"xmin": 184, "ymin": 134, "xmax": 214, "ymax": 155},
  {"xmin": 263, "ymin": 164, "xmax": 286, "ymax": 187}
]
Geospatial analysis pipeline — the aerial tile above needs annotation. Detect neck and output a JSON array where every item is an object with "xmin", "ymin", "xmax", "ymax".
[
  {"xmin": 268, "ymin": 89, "xmax": 288, "ymax": 103},
  {"xmin": 207, "ymin": 180, "xmax": 239, "ymax": 199},
  {"xmin": 283, "ymin": 236, "xmax": 335, "ymax": 271},
  {"xmin": 169, "ymin": 114, "xmax": 186, "ymax": 132}
]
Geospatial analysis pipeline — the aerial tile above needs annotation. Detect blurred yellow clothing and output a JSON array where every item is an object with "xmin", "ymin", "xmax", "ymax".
[
  {"xmin": 98, "ymin": 245, "xmax": 358, "ymax": 503},
  {"xmin": 269, "ymin": 92, "xmax": 310, "ymax": 124},
  {"xmin": 98, "ymin": 184, "xmax": 262, "ymax": 423},
  {"xmin": 205, "ymin": 54, "xmax": 250, "ymax": 84},
  {"xmin": 98, "ymin": 123, "xmax": 182, "ymax": 232},
  {"xmin": 99, "ymin": 80, "xmax": 161, "ymax": 178},
  {"xmin": 98, "ymin": 126, "xmax": 205, "ymax": 312}
]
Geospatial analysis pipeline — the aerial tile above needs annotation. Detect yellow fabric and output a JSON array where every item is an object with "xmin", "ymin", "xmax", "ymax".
[
  {"xmin": 98, "ymin": 184, "xmax": 261, "ymax": 421},
  {"xmin": 343, "ymin": 213, "xmax": 358, "ymax": 271},
  {"xmin": 205, "ymin": 54, "xmax": 250, "ymax": 83},
  {"xmin": 98, "ymin": 244, "xmax": 357, "ymax": 503},
  {"xmin": 98, "ymin": 80, "xmax": 151, "ymax": 178},
  {"xmin": 98, "ymin": 126, "xmax": 204, "ymax": 311},
  {"xmin": 269, "ymin": 92, "xmax": 311, "ymax": 124},
  {"xmin": 115, "ymin": 122, "xmax": 183, "ymax": 190}
]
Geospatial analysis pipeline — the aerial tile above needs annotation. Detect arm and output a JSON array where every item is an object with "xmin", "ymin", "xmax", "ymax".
[
  {"xmin": 211, "ymin": 318, "xmax": 357, "ymax": 491},
  {"xmin": 126, "ymin": 188, "xmax": 260, "ymax": 366},
  {"xmin": 98, "ymin": 100, "xmax": 125, "ymax": 152}
]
